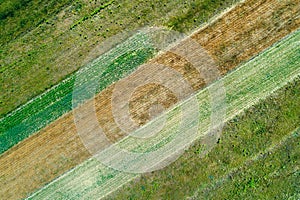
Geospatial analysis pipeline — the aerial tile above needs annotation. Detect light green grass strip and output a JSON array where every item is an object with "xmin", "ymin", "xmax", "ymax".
[{"xmin": 27, "ymin": 29, "xmax": 300, "ymax": 200}]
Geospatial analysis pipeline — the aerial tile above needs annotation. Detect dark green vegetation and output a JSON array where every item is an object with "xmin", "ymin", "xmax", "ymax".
[
  {"xmin": 70, "ymin": 0, "xmax": 115, "ymax": 29},
  {"xmin": 0, "ymin": 0, "xmax": 72, "ymax": 44},
  {"xmin": 0, "ymin": 44, "xmax": 154, "ymax": 154},
  {"xmin": 106, "ymin": 76, "xmax": 300, "ymax": 199},
  {"xmin": 0, "ymin": 0, "xmax": 239, "ymax": 117},
  {"xmin": 167, "ymin": 0, "xmax": 232, "ymax": 32}
]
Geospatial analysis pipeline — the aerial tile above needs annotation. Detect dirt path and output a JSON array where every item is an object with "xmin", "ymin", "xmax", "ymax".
[{"xmin": 1, "ymin": 0, "xmax": 300, "ymax": 199}]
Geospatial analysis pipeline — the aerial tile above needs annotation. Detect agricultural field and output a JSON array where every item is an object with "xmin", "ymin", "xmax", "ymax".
[
  {"xmin": 0, "ymin": 33, "xmax": 155, "ymax": 154},
  {"xmin": 1, "ymin": 0, "xmax": 299, "ymax": 154},
  {"xmin": 0, "ymin": 0, "xmax": 299, "ymax": 199},
  {"xmin": 27, "ymin": 29, "xmax": 300, "ymax": 199},
  {"xmin": 0, "ymin": 0, "xmax": 249, "ymax": 154},
  {"xmin": 0, "ymin": 0, "xmax": 240, "ymax": 117}
]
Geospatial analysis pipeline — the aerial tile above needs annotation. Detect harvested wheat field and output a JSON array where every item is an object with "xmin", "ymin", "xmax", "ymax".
[{"xmin": 1, "ymin": 0, "xmax": 300, "ymax": 199}]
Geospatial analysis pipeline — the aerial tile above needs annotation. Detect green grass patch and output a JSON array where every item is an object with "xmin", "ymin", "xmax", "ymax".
[
  {"xmin": 199, "ymin": 128, "xmax": 299, "ymax": 199},
  {"xmin": 70, "ymin": 0, "xmax": 115, "ymax": 30},
  {"xmin": 0, "ymin": 0, "xmax": 73, "ymax": 44}
]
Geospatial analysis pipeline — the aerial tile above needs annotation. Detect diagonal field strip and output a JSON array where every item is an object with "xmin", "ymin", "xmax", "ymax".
[
  {"xmin": 2, "ymin": 0, "xmax": 300, "ymax": 156},
  {"xmin": 27, "ymin": 29, "xmax": 300, "ymax": 199},
  {"xmin": 106, "ymin": 76, "xmax": 300, "ymax": 199},
  {"xmin": 2, "ymin": 1, "xmax": 300, "ymax": 199},
  {"xmin": 0, "ymin": 0, "xmax": 247, "ymax": 153},
  {"xmin": 0, "ymin": 33, "xmax": 155, "ymax": 154},
  {"xmin": 188, "ymin": 127, "xmax": 300, "ymax": 199},
  {"xmin": 1, "ymin": 0, "xmax": 242, "ymax": 118}
]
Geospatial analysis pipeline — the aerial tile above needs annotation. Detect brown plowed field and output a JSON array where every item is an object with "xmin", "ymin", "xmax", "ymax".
[{"xmin": 1, "ymin": 0, "xmax": 299, "ymax": 199}]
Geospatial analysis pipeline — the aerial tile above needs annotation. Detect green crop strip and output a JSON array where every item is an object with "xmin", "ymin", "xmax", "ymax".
[
  {"xmin": 27, "ymin": 29, "xmax": 300, "ymax": 200},
  {"xmin": 70, "ymin": 0, "xmax": 115, "ymax": 29},
  {"xmin": 0, "ymin": 0, "xmax": 240, "ymax": 155},
  {"xmin": 0, "ymin": 33, "xmax": 155, "ymax": 154},
  {"xmin": 0, "ymin": 0, "xmax": 239, "ymax": 118}
]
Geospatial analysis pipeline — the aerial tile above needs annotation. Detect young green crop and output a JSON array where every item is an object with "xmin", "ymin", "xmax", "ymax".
[{"xmin": 0, "ymin": 33, "xmax": 155, "ymax": 154}]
